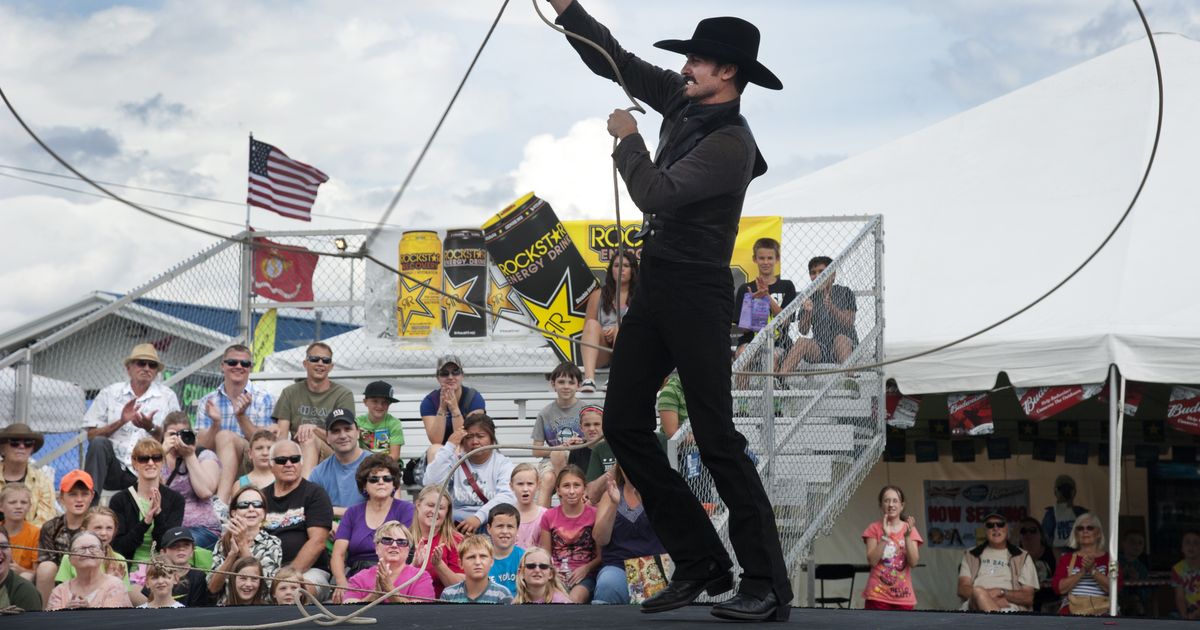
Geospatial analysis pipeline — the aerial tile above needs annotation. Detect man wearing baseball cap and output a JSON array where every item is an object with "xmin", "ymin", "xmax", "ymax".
[
  {"xmin": 83, "ymin": 343, "xmax": 181, "ymax": 503},
  {"xmin": 957, "ymin": 512, "xmax": 1038, "ymax": 612},
  {"xmin": 357, "ymin": 381, "xmax": 405, "ymax": 460},
  {"xmin": 307, "ymin": 408, "xmax": 369, "ymax": 516},
  {"xmin": 419, "ymin": 355, "xmax": 486, "ymax": 465},
  {"xmin": 545, "ymin": 0, "xmax": 789, "ymax": 619}
]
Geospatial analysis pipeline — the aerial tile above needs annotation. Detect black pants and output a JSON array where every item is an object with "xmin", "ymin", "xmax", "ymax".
[
  {"xmin": 603, "ymin": 255, "xmax": 792, "ymax": 602},
  {"xmin": 84, "ymin": 436, "xmax": 137, "ymax": 504}
]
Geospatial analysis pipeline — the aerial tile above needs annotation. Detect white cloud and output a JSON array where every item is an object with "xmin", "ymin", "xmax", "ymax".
[{"xmin": 511, "ymin": 118, "xmax": 636, "ymax": 220}]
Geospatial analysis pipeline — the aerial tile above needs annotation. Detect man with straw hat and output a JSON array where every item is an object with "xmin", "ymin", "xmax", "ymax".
[{"xmin": 83, "ymin": 342, "xmax": 180, "ymax": 503}]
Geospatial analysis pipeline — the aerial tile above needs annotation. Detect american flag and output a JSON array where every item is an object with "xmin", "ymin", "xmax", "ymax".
[{"xmin": 247, "ymin": 138, "xmax": 329, "ymax": 222}]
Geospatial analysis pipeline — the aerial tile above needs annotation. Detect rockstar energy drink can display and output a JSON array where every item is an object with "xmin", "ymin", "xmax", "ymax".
[
  {"xmin": 441, "ymin": 229, "xmax": 488, "ymax": 338},
  {"xmin": 482, "ymin": 193, "xmax": 599, "ymax": 363},
  {"xmin": 397, "ymin": 230, "xmax": 442, "ymax": 338}
]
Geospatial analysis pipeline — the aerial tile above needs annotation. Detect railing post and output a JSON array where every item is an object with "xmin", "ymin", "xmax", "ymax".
[{"xmin": 13, "ymin": 349, "xmax": 33, "ymax": 423}]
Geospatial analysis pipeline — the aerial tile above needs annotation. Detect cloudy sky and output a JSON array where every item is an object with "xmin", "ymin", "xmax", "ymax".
[{"xmin": 1, "ymin": 0, "xmax": 1198, "ymax": 332}]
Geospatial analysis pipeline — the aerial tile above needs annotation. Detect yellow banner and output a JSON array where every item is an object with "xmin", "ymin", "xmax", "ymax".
[
  {"xmin": 562, "ymin": 215, "xmax": 782, "ymax": 287},
  {"xmin": 252, "ymin": 308, "xmax": 277, "ymax": 372}
]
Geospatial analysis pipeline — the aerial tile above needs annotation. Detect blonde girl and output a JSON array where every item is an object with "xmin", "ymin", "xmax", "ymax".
[
  {"xmin": 513, "ymin": 547, "xmax": 571, "ymax": 604},
  {"xmin": 271, "ymin": 566, "xmax": 306, "ymax": 605},
  {"xmin": 510, "ymin": 463, "xmax": 546, "ymax": 550},
  {"xmin": 409, "ymin": 485, "xmax": 464, "ymax": 597}
]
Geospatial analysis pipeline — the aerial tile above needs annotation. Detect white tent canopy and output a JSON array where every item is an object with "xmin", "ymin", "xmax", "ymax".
[{"xmin": 749, "ymin": 34, "xmax": 1200, "ymax": 394}]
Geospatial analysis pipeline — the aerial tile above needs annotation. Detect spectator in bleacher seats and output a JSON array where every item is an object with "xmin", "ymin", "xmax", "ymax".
[
  {"xmin": 357, "ymin": 381, "xmax": 404, "ymax": 460},
  {"xmin": 220, "ymin": 556, "xmax": 269, "ymax": 606},
  {"xmin": 420, "ymin": 354, "xmax": 486, "ymax": 466},
  {"xmin": 1052, "ymin": 512, "xmax": 1117, "ymax": 616},
  {"xmin": 732, "ymin": 238, "xmax": 797, "ymax": 387},
  {"xmin": 331, "ymin": 454, "xmax": 414, "ymax": 602},
  {"xmin": 0, "ymin": 527, "xmax": 42, "ymax": 611},
  {"xmin": 237, "ymin": 430, "xmax": 277, "ymax": 490},
  {"xmin": 513, "ymin": 546, "xmax": 571, "ymax": 604},
  {"xmin": 862, "ymin": 485, "xmax": 923, "ymax": 610},
  {"xmin": 194, "ymin": 344, "xmax": 275, "ymax": 505},
  {"xmin": 270, "ymin": 566, "xmax": 305, "ymax": 605},
  {"xmin": 1172, "ymin": 530, "xmax": 1200, "ymax": 620},
  {"xmin": 532, "ymin": 363, "xmax": 586, "ymax": 507},
  {"xmin": 580, "ymin": 250, "xmax": 638, "ymax": 393},
  {"xmin": 510, "ymin": 464, "xmax": 545, "ymax": 551},
  {"xmin": 160, "ymin": 412, "xmax": 222, "ymax": 549},
  {"xmin": 539, "ymin": 465, "xmax": 599, "ymax": 603},
  {"xmin": 146, "ymin": 526, "xmax": 211, "ymax": 607},
  {"xmin": 46, "ymin": 531, "xmax": 130, "ymax": 610},
  {"xmin": 343, "ymin": 520, "xmax": 434, "ymax": 603},
  {"xmin": 956, "ymin": 513, "xmax": 1038, "ymax": 612},
  {"xmin": 0, "ymin": 423, "xmax": 56, "ymax": 527},
  {"xmin": 83, "ymin": 343, "xmax": 181, "ymax": 504},
  {"xmin": 34, "ymin": 469, "xmax": 93, "ymax": 604},
  {"xmin": 439, "ymin": 535, "xmax": 512, "ymax": 603},
  {"xmin": 1043, "ymin": 474, "xmax": 1089, "ymax": 556},
  {"xmin": 565, "ymin": 405, "xmax": 601, "ymax": 484},
  {"xmin": 307, "ymin": 408, "xmax": 370, "ymax": 519},
  {"xmin": 55, "ymin": 506, "xmax": 141, "ymax": 606},
  {"xmin": 1017, "ymin": 515, "xmax": 1059, "ymax": 613},
  {"xmin": 585, "ymin": 405, "xmax": 668, "ymax": 506},
  {"xmin": 780, "ymin": 256, "xmax": 858, "ymax": 373},
  {"xmin": 1118, "ymin": 529, "xmax": 1151, "ymax": 617},
  {"xmin": 425, "ymin": 414, "xmax": 515, "ymax": 534},
  {"xmin": 262, "ymin": 439, "xmax": 334, "ymax": 601},
  {"xmin": 139, "ymin": 561, "xmax": 181, "ymax": 608},
  {"xmin": 109, "ymin": 438, "xmax": 185, "ymax": 564},
  {"xmin": 592, "ymin": 465, "xmax": 667, "ymax": 604},
  {"xmin": 209, "ymin": 485, "xmax": 282, "ymax": 598},
  {"xmin": 271, "ymin": 342, "xmax": 355, "ymax": 474},
  {"xmin": 487, "ymin": 504, "xmax": 523, "ymax": 596},
  {"xmin": 1, "ymin": 483, "xmax": 38, "ymax": 580},
  {"xmin": 409, "ymin": 485, "xmax": 464, "ymax": 597}
]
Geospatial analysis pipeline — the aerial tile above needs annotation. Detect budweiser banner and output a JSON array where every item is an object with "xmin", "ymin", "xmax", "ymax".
[
  {"xmin": 1014, "ymin": 383, "xmax": 1104, "ymax": 421},
  {"xmin": 947, "ymin": 392, "xmax": 994, "ymax": 436},
  {"xmin": 1098, "ymin": 383, "xmax": 1145, "ymax": 417},
  {"xmin": 886, "ymin": 383, "xmax": 920, "ymax": 429},
  {"xmin": 1167, "ymin": 386, "xmax": 1200, "ymax": 436}
]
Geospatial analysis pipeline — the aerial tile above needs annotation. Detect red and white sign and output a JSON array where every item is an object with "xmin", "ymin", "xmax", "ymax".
[
  {"xmin": 252, "ymin": 237, "xmax": 318, "ymax": 302},
  {"xmin": 886, "ymin": 383, "xmax": 920, "ymax": 429},
  {"xmin": 947, "ymin": 392, "xmax": 993, "ymax": 436},
  {"xmin": 1167, "ymin": 386, "xmax": 1200, "ymax": 436},
  {"xmin": 1098, "ymin": 383, "xmax": 1144, "ymax": 417},
  {"xmin": 1014, "ymin": 383, "xmax": 1104, "ymax": 421}
]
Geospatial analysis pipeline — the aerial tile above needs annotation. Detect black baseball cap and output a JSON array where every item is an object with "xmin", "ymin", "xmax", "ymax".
[
  {"xmin": 363, "ymin": 381, "xmax": 398, "ymax": 403},
  {"xmin": 161, "ymin": 526, "xmax": 194, "ymax": 548},
  {"xmin": 325, "ymin": 407, "xmax": 356, "ymax": 430}
]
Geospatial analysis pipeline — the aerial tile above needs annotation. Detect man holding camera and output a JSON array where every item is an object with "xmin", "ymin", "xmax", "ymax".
[
  {"xmin": 83, "ymin": 343, "xmax": 181, "ymax": 504},
  {"xmin": 194, "ymin": 344, "xmax": 276, "ymax": 504}
]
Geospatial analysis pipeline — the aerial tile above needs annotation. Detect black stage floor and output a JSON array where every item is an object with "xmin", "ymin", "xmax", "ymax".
[{"xmin": 4, "ymin": 604, "xmax": 1180, "ymax": 630}]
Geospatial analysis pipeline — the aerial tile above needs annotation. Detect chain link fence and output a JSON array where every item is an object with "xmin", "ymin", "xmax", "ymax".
[{"xmin": 670, "ymin": 215, "xmax": 886, "ymax": 597}]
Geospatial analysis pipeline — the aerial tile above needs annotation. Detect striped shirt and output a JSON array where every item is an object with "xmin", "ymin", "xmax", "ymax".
[
  {"xmin": 193, "ymin": 382, "xmax": 275, "ymax": 434},
  {"xmin": 1066, "ymin": 556, "xmax": 1110, "ymax": 597},
  {"xmin": 439, "ymin": 580, "xmax": 513, "ymax": 604}
]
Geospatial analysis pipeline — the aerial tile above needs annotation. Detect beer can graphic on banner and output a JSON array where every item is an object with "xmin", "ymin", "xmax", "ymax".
[
  {"xmin": 397, "ymin": 230, "xmax": 442, "ymax": 338},
  {"xmin": 441, "ymin": 229, "xmax": 488, "ymax": 338},
  {"xmin": 482, "ymin": 192, "xmax": 599, "ymax": 363}
]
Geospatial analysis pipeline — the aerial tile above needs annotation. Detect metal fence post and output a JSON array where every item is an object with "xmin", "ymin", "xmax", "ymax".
[{"xmin": 13, "ymin": 349, "xmax": 33, "ymax": 423}]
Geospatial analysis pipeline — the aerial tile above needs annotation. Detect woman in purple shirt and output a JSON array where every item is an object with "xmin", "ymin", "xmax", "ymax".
[
  {"xmin": 331, "ymin": 454, "xmax": 414, "ymax": 602},
  {"xmin": 592, "ymin": 465, "xmax": 667, "ymax": 604}
]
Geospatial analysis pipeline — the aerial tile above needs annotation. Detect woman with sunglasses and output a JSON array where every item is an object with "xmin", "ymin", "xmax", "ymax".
[
  {"xmin": 343, "ymin": 521, "xmax": 433, "ymax": 603},
  {"xmin": 513, "ymin": 547, "xmax": 571, "ymax": 604},
  {"xmin": 1052, "ymin": 512, "xmax": 1118, "ymax": 615},
  {"xmin": 0, "ymin": 423, "xmax": 56, "ymax": 527},
  {"xmin": 209, "ymin": 485, "xmax": 282, "ymax": 596},
  {"xmin": 331, "ymin": 454, "xmax": 415, "ymax": 602},
  {"xmin": 109, "ymin": 438, "xmax": 184, "ymax": 563},
  {"xmin": 420, "ymin": 355, "xmax": 487, "ymax": 465},
  {"xmin": 46, "ymin": 531, "xmax": 132, "ymax": 610}
]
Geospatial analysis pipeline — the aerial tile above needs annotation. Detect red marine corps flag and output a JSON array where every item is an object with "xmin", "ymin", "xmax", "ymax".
[
  {"xmin": 253, "ymin": 238, "xmax": 318, "ymax": 302},
  {"xmin": 247, "ymin": 138, "xmax": 329, "ymax": 222}
]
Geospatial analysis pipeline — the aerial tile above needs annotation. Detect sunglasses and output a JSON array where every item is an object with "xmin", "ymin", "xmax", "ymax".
[
  {"xmin": 273, "ymin": 455, "xmax": 303, "ymax": 465},
  {"xmin": 234, "ymin": 500, "xmax": 265, "ymax": 510},
  {"xmin": 307, "ymin": 355, "xmax": 332, "ymax": 364},
  {"xmin": 133, "ymin": 359, "xmax": 160, "ymax": 369},
  {"xmin": 378, "ymin": 537, "xmax": 410, "ymax": 548},
  {"xmin": 4, "ymin": 438, "xmax": 37, "ymax": 448},
  {"xmin": 984, "ymin": 522, "xmax": 1006, "ymax": 530},
  {"xmin": 135, "ymin": 454, "xmax": 164, "ymax": 463},
  {"xmin": 437, "ymin": 368, "xmax": 462, "ymax": 377},
  {"xmin": 368, "ymin": 475, "xmax": 394, "ymax": 484},
  {"xmin": 524, "ymin": 562, "xmax": 552, "ymax": 571},
  {"xmin": 223, "ymin": 359, "xmax": 253, "ymax": 368},
  {"xmin": 1075, "ymin": 525, "xmax": 1098, "ymax": 532}
]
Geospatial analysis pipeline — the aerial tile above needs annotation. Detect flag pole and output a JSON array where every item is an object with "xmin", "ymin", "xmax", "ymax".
[{"xmin": 240, "ymin": 133, "xmax": 254, "ymax": 346}]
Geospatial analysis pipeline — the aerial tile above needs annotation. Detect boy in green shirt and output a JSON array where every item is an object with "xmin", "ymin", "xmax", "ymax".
[{"xmin": 357, "ymin": 381, "xmax": 404, "ymax": 460}]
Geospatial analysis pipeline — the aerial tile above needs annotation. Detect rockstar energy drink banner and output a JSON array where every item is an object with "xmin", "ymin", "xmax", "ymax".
[
  {"xmin": 562, "ymin": 215, "xmax": 783, "ymax": 287},
  {"xmin": 482, "ymin": 193, "xmax": 599, "ymax": 363},
  {"xmin": 441, "ymin": 229, "xmax": 488, "ymax": 338},
  {"xmin": 398, "ymin": 230, "xmax": 442, "ymax": 338}
]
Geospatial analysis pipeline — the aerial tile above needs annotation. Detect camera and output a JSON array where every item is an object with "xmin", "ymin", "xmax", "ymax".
[{"xmin": 179, "ymin": 429, "xmax": 196, "ymax": 446}]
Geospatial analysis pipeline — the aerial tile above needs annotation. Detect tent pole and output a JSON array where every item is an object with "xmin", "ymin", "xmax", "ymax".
[{"xmin": 1107, "ymin": 365, "xmax": 1122, "ymax": 617}]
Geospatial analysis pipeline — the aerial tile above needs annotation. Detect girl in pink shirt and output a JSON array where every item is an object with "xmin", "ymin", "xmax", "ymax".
[
  {"xmin": 862, "ymin": 485, "xmax": 923, "ymax": 610},
  {"xmin": 539, "ymin": 466, "xmax": 599, "ymax": 603}
]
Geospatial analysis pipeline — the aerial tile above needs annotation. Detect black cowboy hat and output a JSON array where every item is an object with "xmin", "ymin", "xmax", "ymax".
[{"xmin": 654, "ymin": 16, "xmax": 782, "ymax": 90}]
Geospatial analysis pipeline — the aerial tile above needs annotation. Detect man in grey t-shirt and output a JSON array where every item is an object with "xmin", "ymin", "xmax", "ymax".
[{"xmin": 272, "ymin": 342, "xmax": 355, "ymax": 474}]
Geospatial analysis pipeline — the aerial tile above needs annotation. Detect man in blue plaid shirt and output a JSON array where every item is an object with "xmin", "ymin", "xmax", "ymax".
[{"xmin": 194, "ymin": 344, "xmax": 275, "ymax": 504}]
